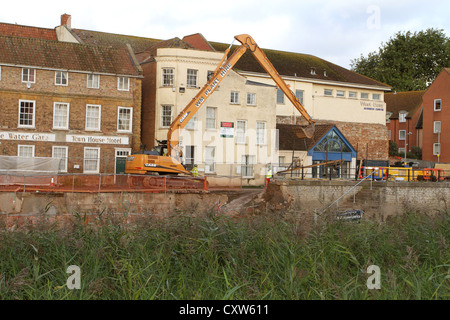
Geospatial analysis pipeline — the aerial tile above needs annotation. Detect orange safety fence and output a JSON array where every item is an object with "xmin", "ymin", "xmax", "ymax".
[{"xmin": 0, "ymin": 173, "xmax": 242, "ymax": 193}]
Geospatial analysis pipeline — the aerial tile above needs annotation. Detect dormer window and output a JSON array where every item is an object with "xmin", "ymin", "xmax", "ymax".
[
  {"xmin": 310, "ymin": 67, "xmax": 316, "ymax": 75},
  {"xmin": 386, "ymin": 112, "xmax": 393, "ymax": 123},
  {"xmin": 399, "ymin": 111, "xmax": 407, "ymax": 123}
]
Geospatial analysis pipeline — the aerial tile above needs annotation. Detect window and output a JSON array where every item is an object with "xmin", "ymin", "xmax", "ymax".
[
  {"xmin": 388, "ymin": 130, "xmax": 391, "ymax": 140},
  {"xmin": 256, "ymin": 121, "xmax": 266, "ymax": 145},
  {"xmin": 433, "ymin": 143, "xmax": 441, "ymax": 156},
  {"xmin": 87, "ymin": 74, "xmax": 100, "ymax": 88},
  {"xmin": 118, "ymin": 77, "xmax": 130, "ymax": 91},
  {"xmin": 84, "ymin": 147, "xmax": 100, "ymax": 173},
  {"xmin": 276, "ymin": 89, "xmax": 284, "ymax": 104},
  {"xmin": 236, "ymin": 120, "xmax": 247, "ymax": 144},
  {"xmin": 373, "ymin": 93, "xmax": 381, "ymax": 100},
  {"xmin": 349, "ymin": 91, "xmax": 357, "ymax": 98},
  {"xmin": 85, "ymin": 105, "xmax": 101, "ymax": 131},
  {"xmin": 241, "ymin": 155, "xmax": 255, "ymax": 178},
  {"xmin": 55, "ymin": 71, "xmax": 68, "ymax": 86},
  {"xmin": 18, "ymin": 145, "xmax": 34, "ymax": 157},
  {"xmin": 247, "ymin": 93, "xmax": 256, "ymax": 105},
  {"xmin": 324, "ymin": 89, "xmax": 333, "ymax": 96},
  {"xmin": 118, "ymin": 107, "xmax": 132, "ymax": 132},
  {"xmin": 185, "ymin": 113, "xmax": 197, "ymax": 130},
  {"xmin": 230, "ymin": 91, "xmax": 239, "ymax": 104},
  {"xmin": 207, "ymin": 71, "xmax": 214, "ymax": 81},
  {"xmin": 434, "ymin": 121, "xmax": 441, "ymax": 133},
  {"xmin": 161, "ymin": 105, "xmax": 173, "ymax": 127},
  {"xmin": 399, "ymin": 111, "xmax": 407, "ymax": 123},
  {"xmin": 206, "ymin": 107, "xmax": 216, "ymax": 129},
  {"xmin": 18, "ymin": 100, "xmax": 35, "ymax": 128},
  {"xmin": 361, "ymin": 92, "xmax": 369, "ymax": 99},
  {"xmin": 53, "ymin": 146, "xmax": 68, "ymax": 172},
  {"xmin": 337, "ymin": 90, "xmax": 345, "ymax": 97},
  {"xmin": 184, "ymin": 146, "xmax": 195, "ymax": 170},
  {"xmin": 399, "ymin": 130, "xmax": 406, "ymax": 140},
  {"xmin": 205, "ymin": 146, "xmax": 215, "ymax": 173},
  {"xmin": 386, "ymin": 112, "xmax": 392, "ymax": 123},
  {"xmin": 162, "ymin": 68, "xmax": 174, "ymax": 87},
  {"xmin": 434, "ymin": 99, "xmax": 441, "ymax": 111},
  {"xmin": 22, "ymin": 68, "xmax": 35, "ymax": 83},
  {"xmin": 187, "ymin": 69, "xmax": 198, "ymax": 88},
  {"xmin": 295, "ymin": 90, "xmax": 304, "ymax": 104},
  {"xmin": 53, "ymin": 102, "xmax": 69, "ymax": 129}
]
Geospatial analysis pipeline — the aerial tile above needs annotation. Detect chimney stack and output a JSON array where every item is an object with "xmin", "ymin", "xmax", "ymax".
[{"xmin": 61, "ymin": 14, "xmax": 71, "ymax": 28}]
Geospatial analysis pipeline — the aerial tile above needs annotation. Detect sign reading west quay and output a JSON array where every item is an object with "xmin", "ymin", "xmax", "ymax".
[
  {"xmin": 66, "ymin": 134, "xmax": 129, "ymax": 145},
  {"xmin": 0, "ymin": 131, "xmax": 56, "ymax": 142}
]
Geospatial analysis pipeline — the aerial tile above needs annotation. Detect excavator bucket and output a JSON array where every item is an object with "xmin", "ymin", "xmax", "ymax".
[{"xmin": 294, "ymin": 124, "xmax": 315, "ymax": 139}]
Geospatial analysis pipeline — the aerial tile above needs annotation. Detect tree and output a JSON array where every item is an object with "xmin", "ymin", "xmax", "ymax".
[{"xmin": 351, "ymin": 29, "xmax": 450, "ymax": 92}]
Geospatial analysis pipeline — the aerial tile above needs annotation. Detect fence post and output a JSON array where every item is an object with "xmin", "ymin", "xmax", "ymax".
[{"xmin": 204, "ymin": 176, "xmax": 207, "ymax": 191}]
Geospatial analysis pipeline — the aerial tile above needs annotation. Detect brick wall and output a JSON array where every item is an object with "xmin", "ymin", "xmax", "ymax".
[{"xmin": 0, "ymin": 65, "xmax": 142, "ymax": 173}]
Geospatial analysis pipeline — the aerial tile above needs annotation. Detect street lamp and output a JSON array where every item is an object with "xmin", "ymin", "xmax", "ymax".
[{"xmin": 403, "ymin": 132, "xmax": 412, "ymax": 165}]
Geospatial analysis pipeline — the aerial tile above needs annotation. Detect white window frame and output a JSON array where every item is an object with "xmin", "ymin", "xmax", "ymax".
[
  {"xmin": 276, "ymin": 89, "xmax": 284, "ymax": 104},
  {"xmin": 336, "ymin": 90, "xmax": 345, "ymax": 97},
  {"xmin": 185, "ymin": 113, "xmax": 197, "ymax": 130},
  {"xmin": 162, "ymin": 68, "xmax": 175, "ymax": 87},
  {"xmin": 115, "ymin": 148, "xmax": 132, "ymax": 174},
  {"xmin": 324, "ymin": 89, "xmax": 333, "ymax": 96},
  {"xmin": 205, "ymin": 146, "xmax": 215, "ymax": 174},
  {"xmin": 187, "ymin": 69, "xmax": 198, "ymax": 88},
  {"xmin": 295, "ymin": 89, "xmax": 304, "ymax": 104},
  {"xmin": 18, "ymin": 99, "xmax": 36, "ymax": 128},
  {"xmin": 361, "ymin": 92, "xmax": 369, "ymax": 99},
  {"xmin": 399, "ymin": 130, "xmax": 406, "ymax": 140},
  {"xmin": 22, "ymin": 68, "xmax": 35, "ymax": 83},
  {"xmin": 240, "ymin": 155, "xmax": 255, "ymax": 178},
  {"xmin": 18, "ymin": 145, "xmax": 35, "ymax": 157},
  {"xmin": 55, "ymin": 71, "xmax": 68, "ymax": 86},
  {"xmin": 87, "ymin": 74, "xmax": 100, "ymax": 89},
  {"xmin": 52, "ymin": 146, "xmax": 68, "ymax": 173},
  {"xmin": 117, "ymin": 107, "xmax": 133, "ymax": 133},
  {"xmin": 206, "ymin": 107, "xmax": 217, "ymax": 129},
  {"xmin": 118, "ymin": 77, "xmax": 130, "ymax": 91},
  {"xmin": 161, "ymin": 105, "xmax": 173, "ymax": 128},
  {"xmin": 399, "ymin": 112, "xmax": 407, "ymax": 123},
  {"xmin": 85, "ymin": 104, "xmax": 101, "ymax": 131},
  {"xmin": 433, "ymin": 143, "xmax": 440, "ymax": 156},
  {"xmin": 84, "ymin": 147, "xmax": 100, "ymax": 173},
  {"xmin": 246, "ymin": 93, "xmax": 256, "ymax": 106},
  {"xmin": 236, "ymin": 120, "xmax": 247, "ymax": 144},
  {"xmin": 372, "ymin": 93, "xmax": 381, "ymax": 100},
  {"xmin": 349, "ymin": 91, "xmax": 357, "ymax": 98},
  {"xmin": 433, "ymin": 121, "xmax": 441, "ymax": 133},
  {"xmin": 230, "ymin": 91, "xmax": 240, "ymax": 104},
  {"xmin": 434, "ymin": 99, "xmax": 441, "ymax": 111},
  {"xmin": 256, "ymin": 121, "xmax": 266, "ymax": 145},
  {"xmin": 53, "ymin": 102, "xmax": 70, "ymax": 130}
]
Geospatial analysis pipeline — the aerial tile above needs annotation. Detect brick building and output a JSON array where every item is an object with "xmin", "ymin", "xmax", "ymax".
[
  {"xmin": 384, "ymin": 90, "xmax": 425, "ymax": 156},
  {"xmin": 422, "ymin": 68, "xmax": 450, "ymax": 163},
  {"xmin": 0, "ymin": 34, "xmax": 142, "ymax": 174}
]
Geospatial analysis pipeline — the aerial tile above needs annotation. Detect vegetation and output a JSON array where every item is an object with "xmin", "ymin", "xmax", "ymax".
[
  {"xmin": 351, "ymin": 28, "xmax": 450, "ymax": 92},
  {"xmin": 0, "ymin": 210, "xmax": 448, "ymax": 300}
]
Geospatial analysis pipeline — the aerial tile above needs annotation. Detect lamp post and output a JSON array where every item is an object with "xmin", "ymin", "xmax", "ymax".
[{"xmin": 403, "ymin": 132, "xmax": 412, "ymax": 165}]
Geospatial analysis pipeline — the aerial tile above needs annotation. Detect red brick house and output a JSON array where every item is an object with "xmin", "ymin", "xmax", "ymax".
[
  {"xmin": 385, "ymin": 91, "xmax": 425, "ymax": 157},
  {"xmin": 422, "ymin": 68, "xmax": 450, "ymax": 163}
]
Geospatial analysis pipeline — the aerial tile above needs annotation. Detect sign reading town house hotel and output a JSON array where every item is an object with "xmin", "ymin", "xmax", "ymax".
[
  {"xmin": 66, "ymin": 134, "xmax": 129, "ymax": 145},
  {"xmin": 0, "ymin": 131, "xmax": 56, "ymax": 141}
]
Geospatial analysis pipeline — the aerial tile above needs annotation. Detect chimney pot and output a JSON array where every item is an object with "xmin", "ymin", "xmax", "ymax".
[{"xmin": 61, "ymin": 14, "xmax": 71, "ymax": 28}]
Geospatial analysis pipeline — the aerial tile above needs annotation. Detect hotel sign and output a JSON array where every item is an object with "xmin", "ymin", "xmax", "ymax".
[
  {"xmin": 66, "ymin": 134, "xmax": 129, "ymax": 145},
  {"xmin": 0, "ymin": 131, "xmax": 55, "ymax": 141}
]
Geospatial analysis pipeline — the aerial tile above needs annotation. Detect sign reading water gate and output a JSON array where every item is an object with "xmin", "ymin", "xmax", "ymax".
[{"xmin": 0, "ymin": 131, "xmax": 56, "ymax": 141}]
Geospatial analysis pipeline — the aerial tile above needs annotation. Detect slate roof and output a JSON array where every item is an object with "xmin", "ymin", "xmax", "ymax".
[
  {"xmin": 277, "ymin": 123, "xmax": 334, "ymax": 151},
  {"xmin": 384, "ymin": 90, "xmax": 425, "ymax": 119},
  {"xmin": 210, "ymin": 41, "xmax": 391, "ymax": 89},
  {"xmin": 0, "ymin": 35, "xmax": 141, "ymax": 76}
]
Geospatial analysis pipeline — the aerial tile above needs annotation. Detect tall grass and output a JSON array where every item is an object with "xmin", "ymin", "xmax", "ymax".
[{"xmin": 0, "ymin": 210, "xmax": 448, "ymax": 300}]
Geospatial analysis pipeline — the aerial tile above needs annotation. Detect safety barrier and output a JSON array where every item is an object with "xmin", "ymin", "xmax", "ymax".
[{"xmin": 0, "ymin": 173, "xmax": 242, "ymax": 193}]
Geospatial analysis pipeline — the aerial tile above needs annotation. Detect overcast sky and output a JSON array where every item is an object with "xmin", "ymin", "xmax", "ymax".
[{"xmin": 0, "ymin": 0, "xmax": 448, "ymax": 69}]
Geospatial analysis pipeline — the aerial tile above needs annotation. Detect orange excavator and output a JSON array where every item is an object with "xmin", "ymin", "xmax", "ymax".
[{"xmin": 125, "ymin": 34, "xmax": 315, "ymax": 175}]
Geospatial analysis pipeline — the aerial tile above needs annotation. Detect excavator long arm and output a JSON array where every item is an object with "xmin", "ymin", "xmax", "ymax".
[{"xmin": 167, "ymin": 34, "xmax": 315, "ymax": 158}]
